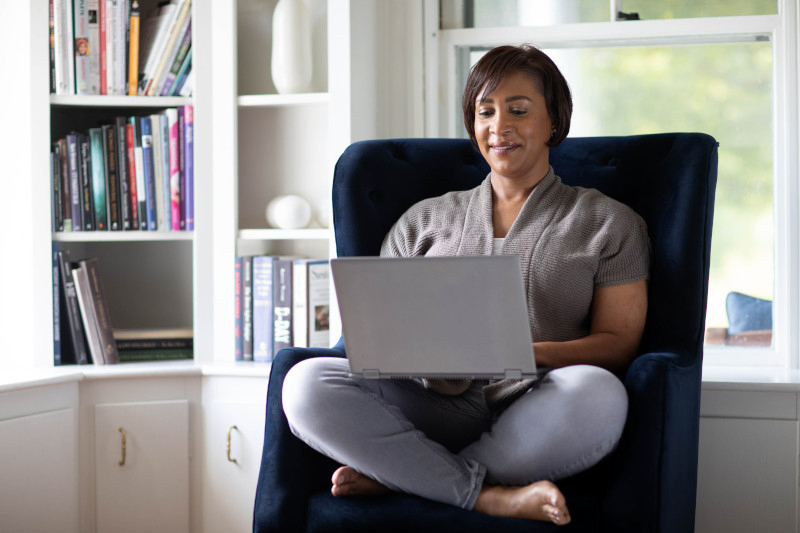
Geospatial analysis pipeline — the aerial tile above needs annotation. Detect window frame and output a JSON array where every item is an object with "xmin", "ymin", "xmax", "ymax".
[{"xmin": 422, "ymin": 1, "xmax": 800, "ymax": 369}]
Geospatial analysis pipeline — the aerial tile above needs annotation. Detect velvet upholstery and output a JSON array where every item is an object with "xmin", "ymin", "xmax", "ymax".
[{"xmin": 253, "ymin": 133, "xmax": 718, "ymax": 532}]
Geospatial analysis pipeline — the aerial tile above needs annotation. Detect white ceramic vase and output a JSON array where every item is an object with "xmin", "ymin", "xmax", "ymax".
[
  {"xmin": 270, "ymin": 0, "xmax": 312, "ymax": 94},
  {"xmin": 266, "ymin": 195, "xmax": 313, "ymax": 229}
]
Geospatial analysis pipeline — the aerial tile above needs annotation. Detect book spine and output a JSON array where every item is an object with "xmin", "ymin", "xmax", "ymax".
[
  {"xmin": 242, "ymin": 256, "xmax": 253, "ymax": 361},
  {"xmin": 58, "ymin": 250, "xmax": 89, "ymax": 364},
  {"xmin": 234, "ymin": 257, "xmax": 243, "ymax": 361},
  {"xmin": 87, "ymin": 0, "xmax": 100, "ymax": 94},
  {"xmin": 150, "ymin": 113, "xmax": 165, "ymax": 231},
  {"xmin": 159, "ymin": 20, "xmax": 191, "ymax": 96},
  {"xmin": 253, "ymin": 256, "xmax": 274, "ymax": 363},
  {"xmin": 128, "ymin": 1, "xmax": 141, "ymax": 96},
  {"xmin": 292, "ymin": 260, "xmax": 309, "ymax": 348},
  {"xmin": 66, "ymin": 133, "xmax": 83, "ymax": 231},
  {"xmin": 166, "ymin": 108, "xmax": 180, "ymax": 230},
  {"xmin": 118, "ymin": 348, "xmax": 192, "ymax": 362},
  {"xmin": 73, "ymin": 0, "xmax": 90, "ymax": 95},
  {"xmin": 72, "ymin": 263, "xmax": 104, "ymax": 364},
  {"xmin": 170, "ymin": 48, "xmax": 191, "ymax": 96},
  {"xmin": 140, "ymin": 116, "xmax": 158, "ymax": 230},
  {"xmin": 89, "ymin": 128, "xmax": 108, "ymax": 230},
  {"xmin": 307, "ymin": 260, "xmax": 331, "ymax": 348},
  {"xmin": 125, "ymin": 122, "xmax": 139, "ymax": 230},
  {"xmin": 49, "ymin": 0, "xmax": 56, "ymax": 93},
  {"xmin": 158, "ymin": 112, "xmax": 172, "ymax": 230},
  {"xmin": 78, "ymin": 133, "xmax": 95, "ymax": 231},
  {"xmin": 155, "ymin": 14, "xmax": 190, "ymax": 96},
  {"xmin": 131, "ymin": 116, "xmax": 147, "ymax": 229},
  {"xmin": 177, "ymin": 106, "xmax": 186, "ymax": 230},
  {"xmin": 145, "ymin": 0, "xmax": 191, "ymax": 96},
  {"xmin": 273, "ymin": 259, "xmax": 293, "ymax": 355},
  {"xmin": 139, "ymin": 2, "xmax": 178, "ymax": 94},
  {"xmin": 52, "ymin": 144, "xmax": 63, "ymax": 231},
  {"xmin": 102, "ymin": 124, "xmax": 121, "ymax": 230},
  {"xmin": 115, "ymin": 117, "xmax": 131, "ymax": 230},
  {"xmin": 114, "ymin": 0, "xmax": 128, "ymax": 96},
  {"xmin": 116, "ymin": 338, "xmax": 192, "ymax": 351},
  {"xmin": 82, "ymin": 258, "xmax": 120, "ymax": 364},
  {"xmin": 52, "ymin": 244, "xmax": 61, "ymax": 365},
  {"xmin": 104, "ymin": 0, "xmax": 115, "ymax": 94},
  {"xmin": 99, "ymin": 0, "xmax": 107, "ymax": 94},
  {"xmin": 53, "ymin": 0, "xmax": 70, "ymax": 94},
  {"xmin": 57, "ymin": 138, "xmax": 72, "ymax": 231},
  {"xmin": 183, "ymin": 105, "xmax": 193, "ymax": 230}
]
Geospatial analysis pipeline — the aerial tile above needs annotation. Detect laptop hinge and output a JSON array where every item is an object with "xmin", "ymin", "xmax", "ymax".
[
  {"xmin": 363, "ymin": 369, "xmax": 381, "ymax": 379},
  {"xmin": 504, "ymin": 369, "xmax": 523, "ymax": 379}
]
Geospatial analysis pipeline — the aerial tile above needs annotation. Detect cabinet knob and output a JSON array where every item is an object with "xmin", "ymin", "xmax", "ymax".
[
  {"xmin": 226, "ymin": 425, "xmax": 239, "ymax": 464},
  {"xmin": 118, "ymin": 427, "xmax": 127, "ymax": 466}
]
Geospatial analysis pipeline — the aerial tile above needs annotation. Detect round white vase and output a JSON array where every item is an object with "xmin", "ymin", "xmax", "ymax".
[
  {"xmin": 266, "ymin": 195, "xmax": 313, "ymax": 229},
  {"xmin": 270, "ymin": 0, "xmax": 312, "ymax": 94}
]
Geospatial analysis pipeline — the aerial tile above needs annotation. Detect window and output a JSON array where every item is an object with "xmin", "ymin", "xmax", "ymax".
[{"xmin": 427, "ymin": 0, "xmax": 797, "ymax": 367}]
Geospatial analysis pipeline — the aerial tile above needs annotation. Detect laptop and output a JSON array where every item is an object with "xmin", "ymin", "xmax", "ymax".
[{"xmin": 330, "ymin": 255, "xmax": 536, "ymax": 380}]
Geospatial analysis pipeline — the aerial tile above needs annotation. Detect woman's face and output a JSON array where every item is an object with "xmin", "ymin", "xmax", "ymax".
[{"xmin": 474, "ymin": 70, "xmax": 553, "ymax": 185}]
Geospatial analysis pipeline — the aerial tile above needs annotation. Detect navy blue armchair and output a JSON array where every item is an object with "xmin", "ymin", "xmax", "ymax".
[{"xmin": 253, "ymin": 134, "xmax": 718, "ymax": 532}]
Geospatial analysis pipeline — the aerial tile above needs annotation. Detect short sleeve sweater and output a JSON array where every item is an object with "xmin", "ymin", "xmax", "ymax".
[{"xmin": 380, "ymin": 167, "xmax": 651, "ymax": 406}]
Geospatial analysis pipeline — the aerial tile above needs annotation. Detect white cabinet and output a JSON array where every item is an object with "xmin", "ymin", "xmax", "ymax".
[
  {"xmin": 94, "ymin": 399, "xmax": 190, "ymax": 533},
  {"xmin": 201, "ymin": 375, "xmax": 268, "ymax": 533},
  {"xmin": 0, "ymin": 407, "xmax": 79, "ymax": 533}
]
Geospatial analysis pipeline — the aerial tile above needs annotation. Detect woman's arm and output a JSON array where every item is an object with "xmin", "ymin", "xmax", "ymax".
[{"xmin": 533, "ymin": 280, "xmax": 648, "ymax": 373}]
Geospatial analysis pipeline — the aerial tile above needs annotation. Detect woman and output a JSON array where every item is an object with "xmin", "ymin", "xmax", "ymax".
[{"xmin": 282, "ymin": 44, "xmax": 650, "ymax": 526}]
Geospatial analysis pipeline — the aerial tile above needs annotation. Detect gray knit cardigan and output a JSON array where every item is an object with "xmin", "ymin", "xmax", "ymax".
[{"xmin": 380, "ymin": 168, "xmax": 651, "ymax": 409}]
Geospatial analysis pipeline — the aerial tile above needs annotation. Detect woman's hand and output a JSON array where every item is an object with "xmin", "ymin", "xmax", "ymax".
[{"xmin": 533, "ymin": 280, "xmax": 648, "ymax": 373}]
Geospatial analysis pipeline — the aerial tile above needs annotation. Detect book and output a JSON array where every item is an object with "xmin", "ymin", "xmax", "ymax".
[
  {"xmin": 115, "ymin": 116, "xmax": 131, "ymax": 230},
  {"xmin": 57, "ymin": 249, "xmax": 90, "ymax": 365},
  {"xmin": 87, "ymin": 0, "xmax": 101, "ymax": 94},
  {"xmin": 125, "ymin": 122, "xmax": 140, "ymax": 230},
  {"xmin": 252, "ymin": 256, "xmax": 275, "ymax": 363},
  {"xmin": 73, "ymin": 0, "xmax": 92, "ymax": 94},
  {"xmin": 177, "ymin": 106, "xmax": 186, "ymax": 229},
  {"xmin": 183, "ymin": 105, "xmax": 194, "ymax": 230},
  {"xmin": 234, "ymin": 257, "xmax": 243, "ymax": 361},
  {"xmin": 72, "ymin": 262, "xmax": 103, "ymax": 364},
  {"xmin": 292, "ymin": 259, "xmax": 330, "ymax": 348},
  {"xmin": 114, "ymin": 327, "xmax": 193, "ymax": 350},
  {"xmin": 52, "ymin": 143, "xmax": 63, "ymax": 231},
  {"xmin": 145, "ymin": 0, "xmax": 192, "ymax": 96},
  {"xmin": 66, "ymin": 133, "xmax": 83, "ymax": 231},
  {"xmin": 130, "ymin": 116, "xmax": 147, "ymax": 229},
  {"xmin": 52, "ymin": 244, "xmax": 61, "ymax": 365},
  {"xmin": 176, "ymin": 64, "xmax": 192, "ymax": 96},
  {"xmin": 150, "ymin": 113, "xmax": 166, "ymax": 230},
  {"xmin": 113, "ymin": 0, "xmax": 128, "ymax": 96},
  {"xmin": 140, "ymin": 116, "xmax": 158, "ymax": 230},
  {"xmin": 53, "ymin": 0, "xmax": 75, "ymax": 94},
  {"xmin": 157, "ymin": 112, "xmax": 172, "ymax": 230},
  {"xmin": 127, "ymin": 1, "xmax": 141, "ymax": 96},
  {"xmin": 49, "ymin": 0, "xmax": 56, "ymax": 93},
  {"xmin": 273, "ymin": 258, "xmax": 293, "ymax": 355},
  {"xmin": 166, "ymin": 108, "xmax": 181, "ymax": 230},
  {"xmin": 102, "ymin": 124, "xmax": 121, "ymax": 230},
  {"xmin": 117, "ymin": 347, "xmax": 193, "ymax": 362},
  {"xmin": 159, "ymin": 20, "xmax": 191, "ymax": 96},
  {"xmin": 89, "ymin": 128, "xmax": 108, "ymax": 230},
  {"xmin": 98, "ymin": 0, "xmax": 107, "ymax": 94},
  {"xmin": 81, "ymin": 257, "xmax": 120, "ymax": 364},
  {"xmin": 242, "ymin": 256, "xmax": 253, "ymax": 361},
  {"xmin": 78, "ymin": 133, "xmax": 95, "ymax": 231},
  {"xmin": 57, "ymin": 138, "xmax": 72, "ymax": 231},
  {"xmin": 170, "ymin": 48, "xmax": 191, "ymax": 96}
]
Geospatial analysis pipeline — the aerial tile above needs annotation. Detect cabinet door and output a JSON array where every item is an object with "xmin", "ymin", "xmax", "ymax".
[
  {"xmin": 203, "ymin": 401, "xmax": 266, "ymax": 533},
  {"xmin": 94, "ymin": 400, "xmax": 190, "ymax": 533},
  {"xmin": 0, "ymin": 408, "xmax": 78, "ymax": 533}
]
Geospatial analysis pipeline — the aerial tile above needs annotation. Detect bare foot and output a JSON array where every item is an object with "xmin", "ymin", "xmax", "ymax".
[
  {"xmin": 473, "ymin": 481, "xmax": 571, "ymax": 525},
  {"xmin": 331, "ymin": 466, "xmax": 391, "ymax": 497}
]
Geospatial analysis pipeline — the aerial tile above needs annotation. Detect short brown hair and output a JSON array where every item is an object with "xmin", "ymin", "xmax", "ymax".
[{"xmin": 462, "ymin": 44, "xmax": 573, "ymax": 148}]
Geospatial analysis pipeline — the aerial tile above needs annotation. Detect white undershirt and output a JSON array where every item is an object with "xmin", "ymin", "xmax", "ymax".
[{"xmin": 492, "ymin": 238, "xmax": 505, "ymax": 255}]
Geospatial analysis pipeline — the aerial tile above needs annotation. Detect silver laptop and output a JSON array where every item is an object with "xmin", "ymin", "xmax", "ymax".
[{"xmin": 330, "ymin": 255, "xmax": 536, "ymax": 380}]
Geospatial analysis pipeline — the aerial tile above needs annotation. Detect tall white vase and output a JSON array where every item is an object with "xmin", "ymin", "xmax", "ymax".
[{"xmin": 270, "ymin": 0, "xmax": 313, "ymax": 94}]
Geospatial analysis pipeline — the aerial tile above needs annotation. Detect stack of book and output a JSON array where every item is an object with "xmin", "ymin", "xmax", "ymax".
[
  {"xmin": 235, "ymin": 257, "xmax": 331, "ymax": 363},
  {"xmin": 114, "ymin": 327, "xmax": 193, "ymax": 362},
  {"xmin": 51, "ymin": 0, "xmax": 193, "ymax": 97},
  {"xmin": 51, "ymin": 105, "xmax": 194, "ymax": 232},
  {"xmin": 52, "ymin": 247, "xmax": 120, "ymax": 365}
]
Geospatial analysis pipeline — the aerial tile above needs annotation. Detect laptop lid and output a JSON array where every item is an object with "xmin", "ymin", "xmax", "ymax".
[{"xmin": 330, "ymin": 255, "xmax": 536, "ymax": 379}]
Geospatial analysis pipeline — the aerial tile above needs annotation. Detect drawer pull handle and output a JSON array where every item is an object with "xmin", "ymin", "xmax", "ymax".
[
  {"xmin": 227, "ymin": 425, "xmax": 239, "ymax": 464},
  {"xmin": 118, "ymin": 427, "xmax": 127, "ymax": 466}
]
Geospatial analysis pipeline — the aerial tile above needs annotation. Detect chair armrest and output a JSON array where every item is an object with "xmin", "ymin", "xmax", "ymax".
[
  {"xmin": 602, "ymin": 351, "xmax": 702, "ymax": 532},
  {"xmin": 253, "ymin": 344, "xmax": 346, "ymax": 533}
]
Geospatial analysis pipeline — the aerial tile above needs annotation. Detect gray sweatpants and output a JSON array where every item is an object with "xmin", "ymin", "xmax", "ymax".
[{"xmin": 282, "ymin": 357, "xmax": 627, "ymax": 510}]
